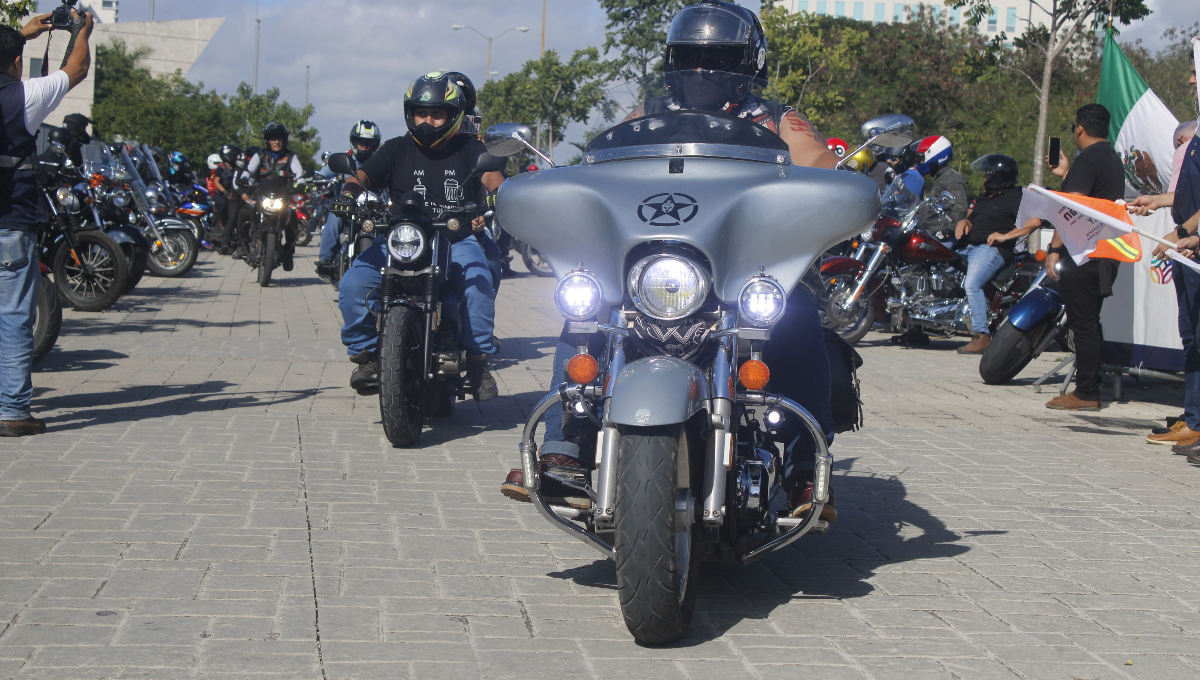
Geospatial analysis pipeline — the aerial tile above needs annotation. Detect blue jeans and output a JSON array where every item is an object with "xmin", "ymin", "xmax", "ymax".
[
  {"xmin": 0, "ymin": 231, "xmax": 39, "ymax": 419},
  {"xmin": 1174, "ymin": 262, "xmax": 1200, "ymax": 430},
  {"xmin": 337, "ymin": 235, "xmax": 496, "ymax": 356},
  {"xmin": 319, "ymin": 213, "xmax": 341, "ymax": 263},
  {"xmin": 478, "ymin": 231, "xmax": 502, "ymax": 296},
  {"xmin": 961, "ymin": 244, "xmax": 1006, "ymax": 334}
]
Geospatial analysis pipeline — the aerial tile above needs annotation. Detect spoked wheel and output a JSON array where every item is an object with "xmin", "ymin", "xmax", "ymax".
[
  {"xmin": 821, "ymin": 274, "xmax": 873, "ymax": 345},
  {"xmin": 520, "ymin": 243, "xmax": 554, "ymax": 277},
  {"xmin": 32, "ymin": 273, "xmax": 62, "ymax": 365},
  {"xmin": 258, "ymin": 232, "xmax": 276, "ymax": 287},
  {"xmin": 147, "ymin": 229, "xmax": 198, "ymax": 277},
  {"xmin": 379, "ymin": 306, "xmax": 426, "ymax": 447},
  {"xmin": 52, "ymin": 230, "xmax": 128, "ymax": 312},
  {"xmin": 614, "ymin": 424, "xmax": 700, "ymax": 646}
]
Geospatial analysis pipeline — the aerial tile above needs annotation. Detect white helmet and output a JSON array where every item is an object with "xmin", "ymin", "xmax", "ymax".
[{"xmin": 206, "ymin": 153, "xmax": 222, "ymax": 170}]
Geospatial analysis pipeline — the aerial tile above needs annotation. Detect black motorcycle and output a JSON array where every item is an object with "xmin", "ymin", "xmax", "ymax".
[{"xmin": 244, "ymin": 176, "xmax": 296, "ymax": 287}]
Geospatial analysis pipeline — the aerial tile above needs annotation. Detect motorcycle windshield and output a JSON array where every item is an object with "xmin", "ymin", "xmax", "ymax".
[
  {"xmin": 117, "ymin": 147, "xmax": 158, "ymax": 224},
  {"xmin": 81, "ymin": 141, "xmax": 115, "ymax": 177},
  {"xmin": 497, "ymin": 107, "xmax": 880, "ymax": 305},
  {"xmin": 880, "ymin": 174, "xmax": 922, "ymax": 221}
]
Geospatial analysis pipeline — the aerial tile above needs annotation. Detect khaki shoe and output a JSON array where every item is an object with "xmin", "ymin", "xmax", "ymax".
[
  {"xmin": 501, "ymin": 454, "xmax": 591, "ymax": 509},
  {"xmin": 957, "ymin": 333, "xmax": 991, "ymax": 354},
  {"xmin": 1046, "ymin": 391, "xmax": 1100, "ymax": 411},
  {"xmin": 1147, "ymin": 420, "xmax": 1200, "ymax": 446}
]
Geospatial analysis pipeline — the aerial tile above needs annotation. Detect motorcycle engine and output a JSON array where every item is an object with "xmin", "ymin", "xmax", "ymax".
[{"xmin": 897, "ymin": 264, "xmax": 973, "ymax": 335}]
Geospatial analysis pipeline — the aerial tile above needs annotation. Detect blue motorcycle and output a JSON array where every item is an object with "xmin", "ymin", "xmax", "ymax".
[{"xmin": 979, "ymin": 266, "xmax": 1068, "ymax": 384}]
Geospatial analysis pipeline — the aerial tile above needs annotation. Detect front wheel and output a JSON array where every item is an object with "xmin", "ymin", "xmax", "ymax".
[
  {"xmin": 258, "ymin": 232, "xmax": 276, "ymax": 287},
  {"xmin": 379, "ymin": 306, "xmax": 426, "ymax": 447},
  {"xmin": 979, "ymin": 320, "xmax": 1037, "ymax": 385},
  {"xmin": 520, "ymin": 243, "xmax": 554, "ymax": 277},
  {"xmin": 122, "ymin": 244, "xmax": 148, "ymax": 293},
  {"xmin": 52, "ymin": 230, "xmax": 128, "ymax": 312},
  {"xmin": 32, "ymin": 273, "xmax": 62, "ymax": 365},
  {"xmin": 821, "ymin": 274, "xmax": 873, "ymax": 345},
  {"xmin": 296, "ymin": 218, "xmax": 313, "ymax": 246},
  {"xmin": 147, "ymin": 229, "xmax": 198, "ymax": 277},
  {"xmin": 614, "ymin": 425, "xmax": 699, "ymax": 646}
]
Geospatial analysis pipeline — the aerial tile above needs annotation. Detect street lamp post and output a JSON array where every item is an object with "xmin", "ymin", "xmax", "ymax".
[{"xmin": 451, "ymin": 25, "xmax": 530, "ymax": 81}]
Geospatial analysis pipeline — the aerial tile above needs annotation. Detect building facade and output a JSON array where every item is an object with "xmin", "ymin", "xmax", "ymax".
[{"xmin": 776, "ymin": 0, "xmax": 1051, "ymax": 37}]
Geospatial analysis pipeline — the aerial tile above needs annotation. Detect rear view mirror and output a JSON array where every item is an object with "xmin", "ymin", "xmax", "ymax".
[
  {"xmin": 486, "ymin": 123, "xmax": 535, "ymax": 157},
  {"xmin": 860, "ymin": 114, "xmax": 916, "ymax": 148},
  {"xmin": 473, "ymin": 151, "xmax": 507, "ymax": 175},
  {"xmin": 327, "ymin": 152, "xmax": 356, "ymax": 175}
]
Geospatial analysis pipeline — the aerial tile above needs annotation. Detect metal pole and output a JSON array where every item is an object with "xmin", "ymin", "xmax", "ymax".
[
  {"xmin": 487, "ymin": 37, "xmax": 493, "ymax": 81},
  {"xmin": 253, "ymin": 18, "xmax": 261, "ymax": 94},
  {"xmin": 305, "ymin": 65, "xmax": 309, "ymax": 106},
  {"xmin": 148, "ymin": 0, "xmax": 154, "ymax": 21},
  {"xmin": 540, "ymin": 0, "xmax": 546, "ymax": 57}
]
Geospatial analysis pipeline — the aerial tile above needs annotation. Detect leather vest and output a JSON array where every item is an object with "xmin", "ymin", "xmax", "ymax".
[
  {"xmin": 256, "ymin": 150, "xmax": 297, "ymax": 182},
  {"xmin": 0, "ymin": 75, "xmax": 44, "ymax": 232}
]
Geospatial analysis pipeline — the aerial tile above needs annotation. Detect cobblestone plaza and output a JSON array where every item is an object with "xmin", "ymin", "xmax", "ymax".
[{"xmin": 1, "ymin": 250, "xmax": 1198, "ymax": 679}]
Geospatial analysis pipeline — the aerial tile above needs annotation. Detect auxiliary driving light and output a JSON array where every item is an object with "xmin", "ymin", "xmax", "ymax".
[
  {"xmin": 738, "ymin": 274, "xmax": 787, "ymax": 327},
  {"xmin": 764, "ymin": 408, "xmax": 784, "ymax": 428},
  {"xmin": 554, "ymin": 270, "xmax": 603, "ymax": 321},
  {"xmin": 739, "ymin": 360, "xmax": 770, "ymax": 391},
  {"xmin": 567, "ymin": 353, "xmax": 599, "ymax": 385},
  {"xmin": 386, "ymin": 224, "xmax": 425, "ymax": 262}
]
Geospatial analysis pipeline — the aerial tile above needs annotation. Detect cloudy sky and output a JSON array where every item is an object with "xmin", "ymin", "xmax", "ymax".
[{"xmin": 54, "ymin": 0, "xmax": 1198, "ymax": 161}]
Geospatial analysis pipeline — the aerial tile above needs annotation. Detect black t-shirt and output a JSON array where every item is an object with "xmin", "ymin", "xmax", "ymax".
[
  {"xmin": 1061, "ymin": 140, "xmax": 1124, "ymax": 200},
  {"xmin": 359, "ymin": 134, "xmax": 487, "ymax": 216},
  {"xmin": 967, "ymin": 185, "xmax": 1023, "ymax": 257}
]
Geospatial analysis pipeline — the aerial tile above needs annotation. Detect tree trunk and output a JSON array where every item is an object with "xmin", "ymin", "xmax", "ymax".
[{"xmin": 1027, "ymin": 37, "xmax": 1057, "ymax": 252}]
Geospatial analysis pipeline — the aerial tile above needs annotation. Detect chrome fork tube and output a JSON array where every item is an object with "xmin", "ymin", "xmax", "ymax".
[
  {"xmin": 853, "ymin": 241, "xmax": 871, "ymax": 261},
  {"xmin": 841, "ymin": 243, "xmax": 888, "ymax": 311},
  {"xmin": 702, "ymin": 313, "xmax": 736, "ymax": 527},
  {"xmin": 592, "ymin": 312, "xmax": 626, "ymax": 529}
]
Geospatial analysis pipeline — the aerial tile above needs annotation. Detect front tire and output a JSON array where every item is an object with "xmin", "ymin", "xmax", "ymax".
[
  {"xmin": 122, "ymin": 244, "xmax": 148, "ymax": 293},
  {"xmin": 258, "ymin": 232, "xmax": 276, "ymax": 287},
  {"xmin": 296, "ymin": 218, "xmax": 313, "ymax": 246},
  {"xmin": 520, "ymin": 243, "xmax": 554, "ymax": 277},
  {"xmin": 52, "ymin": 230, "xmax": 128, "ymax": 312},
  {"xmin": 32, "ymin": 273, "xmax": 62, "ymax": 365},
  {"xmin": 614, "ymin": 425, "xmax": 699, "ymax": 646},
  {"xmin": 822, "ymin": 274, "xmax": 873, "ymax": 345},
  {"xmin": 979, "ymin": 320, "xmax": 1037, "ymax": 385},
  {"xmin": 379, "ymin": 306, "xmax": 426, "ymax": 447},
  {"xmin": 147, "ymin": 229, "xmax": 198, "ymax": 277}
]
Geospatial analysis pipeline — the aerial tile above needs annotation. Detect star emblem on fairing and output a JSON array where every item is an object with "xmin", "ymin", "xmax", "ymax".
[{"xmin": 637, "ymin": 193, "xmax": 699, "ymax": 226}]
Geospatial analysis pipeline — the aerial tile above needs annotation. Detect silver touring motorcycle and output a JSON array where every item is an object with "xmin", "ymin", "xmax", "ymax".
[{"xmin": 488, "ymin": 108, "xmax": 914, "ymax": 643}]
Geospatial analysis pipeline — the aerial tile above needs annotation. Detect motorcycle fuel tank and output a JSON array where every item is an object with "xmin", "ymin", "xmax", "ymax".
[
  {"xmin": 496, "ymin": 158, "xmax": 881, "ymax": 305},
  {"xmin": 898, "ymin": 231, "xmax": 958, "ymax": 263}
]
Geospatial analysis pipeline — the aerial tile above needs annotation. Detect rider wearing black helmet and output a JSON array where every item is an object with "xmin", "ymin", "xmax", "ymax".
[
  {"xmin": 501, "ymin": 0, "xmax": 841, "ymax": 522},
  {"xmin": 337, "ymin": 72, "xmax": 505, "ymax": 401},
  {"xmin": 952, "ymin": 154, "xmax": 1029, "ymax": 355},
  {"xmin": 316, "ymin": 121, "xmax": 384, "ymax": 272},
  {"xmin": 218, "ymin": 144, "xmax": 243, "ymax": 254},
  {"xmin": 236, "ymin": 123, "xmax": 305, "ymax": 269}
]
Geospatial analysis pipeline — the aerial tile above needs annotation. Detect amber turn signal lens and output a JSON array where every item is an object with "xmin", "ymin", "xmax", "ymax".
[
  {"xmin": 739, "ymin": 360, "xmax": 770, "ymax": 391},
  {"xmin": 567, "ymin": 354, "xmax": 599, "ymax": 385},
  {"xmin": 1035, "ymin": 249, "xmax": 1047, "ymax": 262}
]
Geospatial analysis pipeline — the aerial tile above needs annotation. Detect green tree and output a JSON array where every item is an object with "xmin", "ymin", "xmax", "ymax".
[
  {"xmin": 1, "ymin": 0, "xmax": 35, "ymax": 29},
  {"xmin": 477, "ymin": 48, "xmax": 614, "ymax": 163},
  {"xmin": 760, "ymin": 4, "xmax": 868, "ymax": 125},
  {"xmin": 225, "ymin": 83, "xmax": 321, "ymax": 169}
]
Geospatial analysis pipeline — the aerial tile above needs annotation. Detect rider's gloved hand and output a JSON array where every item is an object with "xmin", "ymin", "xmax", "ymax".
[{"xmin": 331, "ymin": 192, "xmax": 356, "ymax": 216}]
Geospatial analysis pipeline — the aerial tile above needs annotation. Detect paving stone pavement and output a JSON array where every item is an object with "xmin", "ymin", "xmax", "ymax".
[{"xmin": 2, "ymin": 248, "xmax": 1199, "ymax": 680}]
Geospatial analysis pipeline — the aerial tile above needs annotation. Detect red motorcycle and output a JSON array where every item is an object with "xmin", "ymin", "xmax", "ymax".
[{"xmin": 821, "ymin": 180, "xmax": 1042, "ymax": 345}]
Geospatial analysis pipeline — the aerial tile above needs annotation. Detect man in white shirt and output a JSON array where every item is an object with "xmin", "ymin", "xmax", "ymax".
[{"xmin": 0, "ymin": 9, "xmax": 93, "ymax": 437}]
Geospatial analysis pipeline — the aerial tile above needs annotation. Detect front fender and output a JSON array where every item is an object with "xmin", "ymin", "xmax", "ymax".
[
  {"xmin": 1009, "ymin": 285, "xmax": 1064, "ymax": 331},
  {"xmin": 607, "ymin": 356, "xmax": 710, "ymax": 427},
  {"xmin": 107, "ymin": 224, "xmax": 151, "ymax": 249},
  {"xmin": 156, "ymin": 217, "xmax": 194, "ymax": 231},
  {"xmin": 820, "ymin": 255, "xmax": 866, "ymax": 277}
]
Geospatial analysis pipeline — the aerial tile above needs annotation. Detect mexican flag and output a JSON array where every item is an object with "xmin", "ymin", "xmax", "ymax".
[{"xmin": 1097, "ymin": 29, "xmax": 1179, "ymax": 196}]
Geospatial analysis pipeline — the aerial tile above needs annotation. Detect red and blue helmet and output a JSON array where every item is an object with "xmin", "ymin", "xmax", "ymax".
[{"xmin": 913, "ymin": 135, "xmax": 952, "ymax": 176}]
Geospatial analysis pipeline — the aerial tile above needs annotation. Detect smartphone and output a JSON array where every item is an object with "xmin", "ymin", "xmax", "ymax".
[{"xmin": 1048, "ymin": 137, "xmax": 1061, "ymax": 167}]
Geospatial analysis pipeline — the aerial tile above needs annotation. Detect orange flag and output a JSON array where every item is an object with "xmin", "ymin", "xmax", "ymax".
[{"xmin": 1014, "ymin": 186, "xmax": 1142, "ymax": 264}]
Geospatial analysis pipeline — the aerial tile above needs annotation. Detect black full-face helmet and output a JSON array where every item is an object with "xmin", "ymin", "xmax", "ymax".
[
  {"xmin": 262, "ymin": 122, "xmax": 289, "ymax": 146},
  {"xmin": 220, "ymin": 143, "xmax": 241, "ymax": 166},
  {"xmin": 349, "ymin": 120, "xmax": 381, "ymax": 162},
  {"xmin": 440, "ymin": 71, "xmax": 480, "ymax": 134},
  {"xmin": 970, "ymin": 154, "xmax": 1019, "ymax": 192},
  {"xmin": 403, "ymin": 72, "xmax": 466, "ymax": 148},
  {"xmin": 663, "ymin": 0, "xmax": 768, "ymax": 112}
]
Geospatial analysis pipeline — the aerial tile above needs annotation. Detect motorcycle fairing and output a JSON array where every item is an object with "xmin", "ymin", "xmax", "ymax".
[
  {"xmin": 497, "ymin": 159, "xmax": 880, "ymax": 303},
  {"xmin": 606, "ymin": 356, "xmax": 710, "ymax": 427},
  {"xmin": 1007, "ymin": 285, "xmax": 1064, "ymax": 331}
]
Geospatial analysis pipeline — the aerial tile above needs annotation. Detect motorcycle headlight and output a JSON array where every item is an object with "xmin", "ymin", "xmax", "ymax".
[
  {"xmin": 628, "ymin": 255, "xmax": 709, "ymax": 320},
  {"xmin": 262, "ymin": 196, "xmax": 285, "ymax": 213},
  {"xmin": 738, "ymin": 275, "xmax": 787, "ymax": 327},
  {"xmin": 54, "ymin": 186, "xmax": 80, "ymax": 211},
  {"xmin": 860, "ymin": 227, "xmax": 873, "ymax": 241},
  {"xmin": 110, "ymin": 188, "xmax": 129, "ymax": 208},
  {"xmin": 554, "ymin": 270, "xmax": 604, "ymax": 321},
  {"xmin": 386, "ymin": 223, "xmax": 425, "ymax": 262}
]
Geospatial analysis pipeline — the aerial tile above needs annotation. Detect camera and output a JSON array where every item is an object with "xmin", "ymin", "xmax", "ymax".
[{"xmin": 50, "ymin": 0, "xmax": 78, "ymax": 31}]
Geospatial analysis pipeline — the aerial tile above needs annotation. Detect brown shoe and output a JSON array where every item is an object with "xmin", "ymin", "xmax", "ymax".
[
  {"xmin": 501, "ymin": 454, "xmax": 591, "ymax": 509},
  {"xmin": 956, "ymin": 333, "xmax": 991, "ymax": 354},
  {"xmin": 1046, "ymin": 391, "xmax": 1100, "ymax": 411},
  {"xmin": 0, "ymin": 417, "xmax": 46, "ymax": 437},
  {"xmin": 1147, "ymin": 420, "xmax": 1200, "ymax": 446},
  {"xmin": 787, "ymin": 474, "xmax": 838, "ymax": 523}
]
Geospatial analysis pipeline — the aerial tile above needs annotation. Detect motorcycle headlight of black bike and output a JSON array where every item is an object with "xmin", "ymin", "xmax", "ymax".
[
  {"xmin": 628, "ymin": 255, "xmax": 708, "ymax": 320},
  {"xmin": 54, "ymin": 187, "xmax": 80, "ymax": 211},
  {"xmin": 110, "ymin": 188, "xmax": 129, "ymax": 208},
  {"xmin": 554, "ymin": 269, "xmax": 604, "ymax": 321},
  {"xmin": 387, "ymin": 223, "xmax": 425, "ymax": 262},
  {"xmin": 738, "ymin": 274, "xmax": 787, "ymax": 327},
  {"xmin": 144, "ymin": 187, "xmax": 160, "ymax": 209},
  {"xmin": 261, "ymin": 197, "xmax": 285, "ymax": 213}
]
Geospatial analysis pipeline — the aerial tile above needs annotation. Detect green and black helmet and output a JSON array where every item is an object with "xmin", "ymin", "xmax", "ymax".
[{"xmin": 403, "ymin": 72, "xmax": 466, "ymax": 148}]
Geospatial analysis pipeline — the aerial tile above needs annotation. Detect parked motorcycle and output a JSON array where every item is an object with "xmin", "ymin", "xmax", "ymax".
[
  {"xmin": 33, "ymin": 262, "xmax": 62, "ymax": 364},
  {"xmin": 484, "ymin": 108, "xmax": 912, "ymax": 644},
  {"xmin": 35, "ymin": 132, "xmax": 129, "ymax": 312},
  {"xmin": 821, "ymin": 177, "xmax": 1042, "ymax": 344},
  {"xmin": 979, "ymin": 266, "xmax": 1067, "ymax": 384},
  {"xmin": 124, "ymin": 143, "xmax": 199, "ymax": 277},
  {"xmin": 81, "ymin": 141, "xmax": 151, "ymax": 292}
]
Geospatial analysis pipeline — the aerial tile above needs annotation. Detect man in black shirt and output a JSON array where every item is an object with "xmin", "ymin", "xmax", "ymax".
[
  {"xmin": 953, "ymin": 154, "xmax": 1027, "ymax": 353},
  {"xmin": 1041, "ymin": 103, "xmax": 1126, "ymax": 410},
  {"xmin": 336, "ymin": 72, "xmax": 504, "ymax": 400}
]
